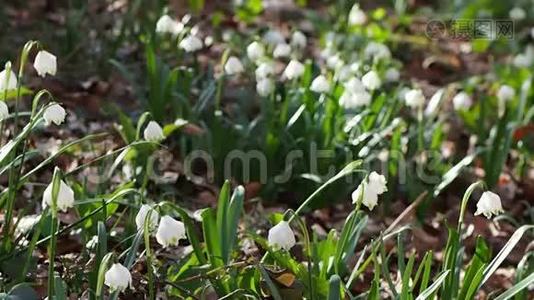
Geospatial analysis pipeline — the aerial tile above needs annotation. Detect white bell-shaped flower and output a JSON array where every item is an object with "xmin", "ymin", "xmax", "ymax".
[
  {"xmin": 326, "ymin": 54, "xmax": 344, "ymax": 70},
  {"xmin": 42, "ymin": 180, "xmax": 75, "ymax": 212},
  {"xmin": 497, "ymin": 85, "xmax": 515, "ymax": 102},
  {"xmin": 255, "ymin": 61, "xmax": 275, "ymax": 79},
  {"xmin": 385, "ymin": 68, "xmax": 400, "ymax": 82},
  {"xmin": 351, "ymin": 172, "xmax": 387, "ymax": 210},
  {"xmin": 224, "ymin": 56, "xmax": 244, "ymax": 75},
  {"xmin": 0, "ymin": 101, "xmax": 9, "ymax": 120},
  {"xmin": 0, "ymin": 63, "xmax": 17, "ymax": 92},
  {"xmin": 247, "ymin": 41, "xmax": 265, "ymax": 62},
  {"xmin": 43, "ymin": 104, "xmax": 66, "ymax": 126},
  {"xmin": 283, "ymin": 60, "xmax": 305, "ymax": 80},
  {"xmin": 340, "ymin": 90, "xmax": 371, "ymax": 108},
  {"xmin": 104, "ymin": 263, "xmax": 132, "ymax": 292},
  {"xmin": 344, "ymin": 77, "xmax": 365, "ymax": 93},
  {"xmin": 135, "ymin": 204, "xmax": 159, "ymax": 231},
  {"xmin": 474, "ymin": 191, "xmax": 503, "ymax": 218},
  {"xmin": 156, "ymin": 15, "xmax": 184, "ymax": 35},
  {"xmin": 364, "ymin": 42, "xmax": 391, "ymax": 60},
  {"xmin": 156, "ymin": 216, "xmax": 186, "ymax": 247},
  {"xmin": 268, "ymin": 221, "xmax": 296, "ymax": 251},
  {"xmin": 352, "ymin": 182, "xmax": 378, "ymax": 210},
  {"xmin": 368, "ymin": 171, "xmax": 388, "ymax": 195},
  {"xmin": 34, "ymin": 50, "xmax": 57, "ymax": 77},
  {"xmin": 509, "ymin": 7, "xmax": 526, "ymax": 21},
  {"xmin": 291, "ymin": 31, "xmax": 307, "ymax": 49},
  {"xmin": 452, "ymin": 92, "xmax": 472, "ymax": 110},
  {"xmin": 361, "ymin": 70, "xmax": 381, "ymax": 90},
  {"xmin": 179, "ymin": 35, "xmax": 203, "ymax": 52},
  {"xmin": 404, "ymin": 89, "xmax": 425, "ymax": 108},
  {"xmin": 273, "ymin": 43, "xmax": 291, "ymax": 58},
  {"xmin": 348, "ymin": 4, "xmax": 367, "ymax": 26},
  {"xmin": 143, "ymin": 121, "xmax": 165, "ymax": 142},
  {"xmin": 310, "ymin": 75, "xmax": 330, "ymax": 93},
  {"xmin": 257, "ymin": 78, "xmax": 275, "ymax": 97}
]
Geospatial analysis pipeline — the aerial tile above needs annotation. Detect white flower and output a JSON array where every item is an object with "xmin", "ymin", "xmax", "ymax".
[
  {"xmin": 344, "ymin": 77, "xmax": 365, "ymax": 93},
  {"xmin": 156, "ymin": 15, "xmax": 184, "ymax": 35},
  {"xmin": 351, "ymin": 172, "xmax": 387, "ymax": 210},
  {"xmin": 268, "ymin": 221, "xmax": 296, "ymax": 251},
  {"xmin": 326, "ymin": 54, "xmax": 344, "ymax": 70},
  {"xmin": 352, "ymin": 182, "xmax": 378, "ymax": 210},
  {"xmin": 475, "ymin": 191, "xmax": 503, "ymax": 218},
  {"xmin": 263, "ymin": 30, "xmax": 285, "ymax": 45},
  {"xmin": 143, "ymin": 121, "xmax": 165, "ymax": 142},
  {"xmin": 368, "ymin": 172, "xmax": 387, "ymax": 194},
  {"xmin": 385, "ymin": 68, "xmax": 400, "ymax": 82},
  {"xmin": 0, "ymin": 101, "xmax": 8, "ymax": 120},
  {"xmin": 104, "ymin": 263, "xmax": 132, "ymax": 292},
  {"xmin": 156, "ymin": 216, "xmax": 186, "ymax": 247},
  {"xmin": 224, "ymin": 56, "xmax": 244, "ymax": 75},
  {"xmin": 42, "ymin": 180, "xmax": 75, "ymax": 212},
  {"xmin": 509, "ymin": 7, "xmax": 526, "ymax": 21},
  {"xmin": 255, "ymin": 61, "xmax": 275, "ymax": 79},
  {"xmin": 257, "ymin": 78, "xmax": 275, "ymax": 97},
  {"xmin": 361, "ymin": 71, "xmax": 381, "ymax": 90},
  {"xmin": 273, "ymin": 43, "xmax": 291, "ymax": 58},
  {"xmin": 0, "ymin": 64, "xmax": 17, "ymax": 92},
  {"xmin": 364, "ymin": 42, "xmax": 391, "ymax": 60},
  {"xmin": 497, "ymin": 85, "xmax": 515, "ymax": 102},
  {"xmin": 43, "ymin": 104, "xmax": 66, "ymax": 126},
  {"xmin": 135, "ymin": 204, "xmax": 159, "ymax": 231},
  {"xmin": 247, "ymin": 41, "xmax": 265, "ymax": 62},
  {"xmin": 404, "ymin": 89, "xmax": 425, "ymax": 108},
  {"xmin": 310, "ymin": 75, "xmax": 330, "ymax": 93},
  {"xmin": 34, "ymin": 50, "xmax": 57, "ymax": 77},
  {"xmin": 452, "ymin": 92, "xmax": 472, "ymax": 110},
  {"xmin": 291, "ymin": 31, "xmax": 307, "ymax": 49},
  {"xmin": 340, "ymin": 90, "xmax": 371, "ymax": 108},
  {"xmin": 348, "ymin": 4, "xmax": 367, "ymax": 26},
  {"xmin": 283, "ymin": 60, "xmax": 305, "ymax": 80},
  {"xmin": 179, "ymin": 35, "xmax": 203, "ymax": 52},
  {"xmin": 86, "ymin": 235, "xmax": 98, "ymax": 249}
]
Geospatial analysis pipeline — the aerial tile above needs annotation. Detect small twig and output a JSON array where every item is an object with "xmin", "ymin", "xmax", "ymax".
[{"xmin": 385, "ymin": 191, "xmax": 428, "ymax": 235}]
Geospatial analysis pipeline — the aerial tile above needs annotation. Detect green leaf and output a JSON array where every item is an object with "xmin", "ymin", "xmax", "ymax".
[
  {"xmin": 494, "ymin": 271, "xmax": 534, "ymax": 300},
  {"xmin": 480, "ymin": 225, "xmax": 534, "ymax": 288},
  {"xmin": 327, "ymin": 274, "xmax": 341, "ymax": 300},
  {"xmin": 416, "ymin": 270, "xmax": 450, "ymax": 300}
]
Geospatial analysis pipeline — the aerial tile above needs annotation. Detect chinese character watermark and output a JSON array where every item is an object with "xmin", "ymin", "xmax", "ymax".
[{"xmin": 426, "ymin": 19, "xmax": 514, "ymax": 40}]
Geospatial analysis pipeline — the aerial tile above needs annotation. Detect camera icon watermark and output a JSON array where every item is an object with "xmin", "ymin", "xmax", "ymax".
[{"xmin": 426, "ymin": 19, "xmax": 514, "ymax": 40}]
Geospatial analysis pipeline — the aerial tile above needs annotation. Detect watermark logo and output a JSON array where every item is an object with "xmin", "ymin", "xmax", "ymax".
[{"xmin": 426, "ymin": 19, "xmax": 514, "ymax": 40}]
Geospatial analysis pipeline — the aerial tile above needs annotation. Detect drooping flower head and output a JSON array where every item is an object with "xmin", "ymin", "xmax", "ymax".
[
  {"xmin": 43, "ymin": 104, "xmax": 66, "ymax": 126},
  {"xmin": 474, "ymin": 191, "xmax": 503, "ymax": 219},
  {"xmin": 34, "ymin": 50, "xmax": 57, "ymax": 77},
  {"xmin": 42, "ymin": 179, "xmax": 75, "ymax": 212},
  {"xmin": 268, "ymin": 221, "xmax": 296, "ymax": 251},
  {"xmin": 104, "ymin": 263, "xmax": 132, "ymax": 292},
  {"xmin": 156, "ymin": 216, "xmax": 187, "ymax": 247},
  {"xmin": 135, "ymin": 204, "xmax": 159, "ymax": 231}
]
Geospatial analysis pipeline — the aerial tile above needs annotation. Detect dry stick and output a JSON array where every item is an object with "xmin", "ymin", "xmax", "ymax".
[{"xmin": 385, "ymin": 191, "xmax": 428, "ymax": 235}]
